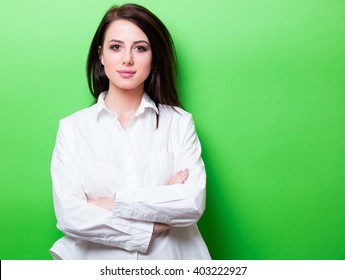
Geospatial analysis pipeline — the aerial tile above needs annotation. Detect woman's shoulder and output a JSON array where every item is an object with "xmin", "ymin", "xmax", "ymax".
[
  {"xmin": 159, "ymin": 105, "xmax": 192, "ymax": 121},
  {"xmin": 158, "ymin": 105, "xmax": 196, "ymax": 134},
  {"xmin": 58, "ymin": 104, "xmax": 97, "ymax": 128}
]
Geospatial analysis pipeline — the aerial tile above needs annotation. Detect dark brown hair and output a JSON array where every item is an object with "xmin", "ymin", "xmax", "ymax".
[{"xmin": 86, "ymin": 4, "xmax": 181, "ymax": 116}]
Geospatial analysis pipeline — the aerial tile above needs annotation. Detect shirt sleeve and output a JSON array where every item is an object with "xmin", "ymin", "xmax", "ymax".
[
  {"xmin": 51, "ymin": 120, "xmax": 153, "ymax": 254},
  {"xmin": 114, "ymin": 115, "xmax": 206, "ymax": 227}
]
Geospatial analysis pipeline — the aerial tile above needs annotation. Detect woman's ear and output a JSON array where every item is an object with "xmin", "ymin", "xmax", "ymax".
[{"xmin": 98, "ymin": 46, "xmax": 104, "ymax": 65}]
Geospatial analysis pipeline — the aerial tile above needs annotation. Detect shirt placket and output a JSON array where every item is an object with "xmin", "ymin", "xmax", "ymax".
[
  {"xmin": 121, "ymin": 130, "xmax": 137, "ymax": 190},
  {"xmin": 121, "ymin": 129, "xmax": 141, "ymax": 260}
]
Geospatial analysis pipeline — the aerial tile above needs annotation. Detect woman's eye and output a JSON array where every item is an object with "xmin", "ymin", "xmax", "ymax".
[
  {"xmin": 110, "ymin": 45, "xmax": 121, "ymax": 51},
  {"xmin": 135, "ymin": 45, "xmax": 147, "ymax": 52}
]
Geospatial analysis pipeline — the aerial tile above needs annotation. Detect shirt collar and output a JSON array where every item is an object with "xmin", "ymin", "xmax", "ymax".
[
  {"xmin": 95, "ymin": 91, "xmax": 159, "ymax": 120},
  {"xmin": 135, "ymin": 92, "xmax": 159, "ymax": 116}
]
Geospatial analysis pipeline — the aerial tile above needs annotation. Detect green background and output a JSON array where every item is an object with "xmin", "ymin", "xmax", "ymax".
[{"xmin": 0, "ymin": 0, "xmax": 344, "ymax": 259}]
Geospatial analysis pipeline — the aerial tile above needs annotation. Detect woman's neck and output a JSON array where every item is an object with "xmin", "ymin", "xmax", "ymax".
[{"xmin": 104, "ymin": 86, "xmax": 144, "ymax": 128}]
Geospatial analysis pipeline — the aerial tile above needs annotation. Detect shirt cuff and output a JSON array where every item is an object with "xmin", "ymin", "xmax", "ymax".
[
  {"xmin": 106, "ymin": 214, "xmax": 154, "ymax": 254},
  {"xmin": 114, "ymin": 190, "xmax": 172, "ymax": 224}
]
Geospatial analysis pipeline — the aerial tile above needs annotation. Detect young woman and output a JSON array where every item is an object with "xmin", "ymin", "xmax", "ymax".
[{"xmin": 50, "ymin": 3, "xmax": 211, "ymax": 259}]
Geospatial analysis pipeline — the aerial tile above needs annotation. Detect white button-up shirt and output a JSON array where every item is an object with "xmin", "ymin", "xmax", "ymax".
[{"xmin": 50, "ymin": 92, "xmax": 211, "ymax": 259}]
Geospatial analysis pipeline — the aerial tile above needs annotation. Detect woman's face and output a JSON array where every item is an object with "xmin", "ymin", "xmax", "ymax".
[{"xmin": 100, "ymin": 19, "xmax": 152, "ymax": 93}]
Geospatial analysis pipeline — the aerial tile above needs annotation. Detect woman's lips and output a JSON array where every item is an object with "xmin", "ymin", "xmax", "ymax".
[{"xmin": 117, "ymin": 70, "xmax": 136, "ymax": 78}]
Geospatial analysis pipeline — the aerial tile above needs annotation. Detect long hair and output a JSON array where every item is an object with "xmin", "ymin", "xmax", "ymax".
[{"xmin": 86, "ymin": 4, "xmax": 181, "ymax": 117}]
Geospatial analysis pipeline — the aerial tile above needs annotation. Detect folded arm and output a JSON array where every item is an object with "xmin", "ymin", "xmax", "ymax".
[{"xmin": 88, "ymin": 169, "xmax": 190, "ymax": 233}]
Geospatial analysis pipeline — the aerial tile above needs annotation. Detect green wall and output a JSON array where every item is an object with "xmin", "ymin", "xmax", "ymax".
[{"xmin": 1, "ymin": 0, "xmax": 344, "ymax": 259}]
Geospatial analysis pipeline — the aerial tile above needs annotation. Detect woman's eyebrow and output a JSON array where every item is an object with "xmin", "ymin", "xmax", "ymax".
[
  {"xmin": 108, "ymin": 39, "xmax": 150, "ymax": 45},
  {"xmin": 108, "ymin": 39, "xmax": 123, "ymax": 44},
  {"xmin": 133, "ymin": 40, "xmax": 150, "ymax": 45}
]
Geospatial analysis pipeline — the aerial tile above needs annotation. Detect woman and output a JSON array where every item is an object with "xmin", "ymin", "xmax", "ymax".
[{"xmin": 50, "ymin": 3, "xmax": 211, "ymax": 260}]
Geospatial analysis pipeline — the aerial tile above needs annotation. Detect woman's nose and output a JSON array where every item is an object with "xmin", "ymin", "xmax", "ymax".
[{"xmin": 122, "ymin": 50, "xmax": 133, "ymax": 66}]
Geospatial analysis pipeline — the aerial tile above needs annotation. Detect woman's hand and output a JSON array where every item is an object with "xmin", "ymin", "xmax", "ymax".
[
  {"xmin": 168, "ymin": 168, "xmax": 189, "ymax": 185},
  {"xmin": 87, "ymin": 196, "xmax": 115, "ymax": 211},
  {"xmin": 153, "ymin": 223, "xmax": 171, "ymax": 234}
]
